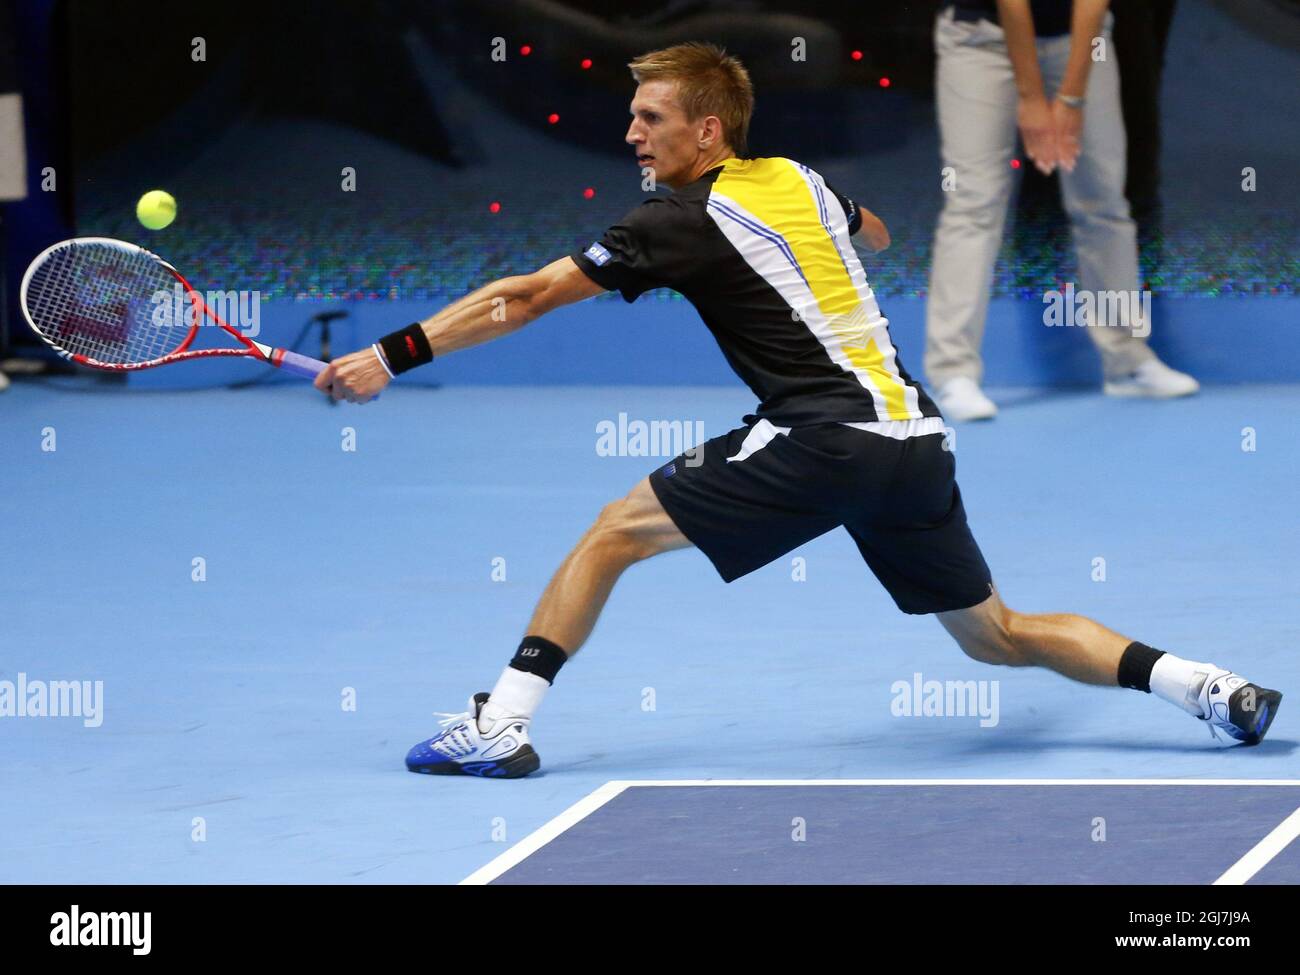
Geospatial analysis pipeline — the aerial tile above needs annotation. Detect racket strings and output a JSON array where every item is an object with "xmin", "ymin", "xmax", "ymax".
[{"xmin": 25, "ymin": 242, "xmax": 195, "ymax": 365}]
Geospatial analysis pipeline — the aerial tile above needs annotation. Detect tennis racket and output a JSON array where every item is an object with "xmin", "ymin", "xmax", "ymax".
[{"xmin": 20, "ymin": 237, "xmax": 327, "ymax": 381}]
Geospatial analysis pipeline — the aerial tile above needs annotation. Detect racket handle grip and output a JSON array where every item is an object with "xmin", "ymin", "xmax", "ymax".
[
  {"xmin": 274, "ymin": 347, "xmax": 380, "ymax": 401},
  {"xmin": 277, "ymin": 349, "xmax": 328, "ymax": 379}
]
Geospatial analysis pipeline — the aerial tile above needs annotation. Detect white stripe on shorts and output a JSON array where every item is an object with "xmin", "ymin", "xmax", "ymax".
[
  {"xmin": 841, "ymin": 416, "xmax": 947, "ymax": 440},
  {"xmin": 725, "ymin": 415, "xmax": 946, "ymax": 464}
]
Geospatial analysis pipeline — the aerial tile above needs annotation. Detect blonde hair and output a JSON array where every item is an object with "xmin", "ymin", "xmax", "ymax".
[{"xmin": 628, "ymin": 42, "xmax": 754, "ymax": 157}]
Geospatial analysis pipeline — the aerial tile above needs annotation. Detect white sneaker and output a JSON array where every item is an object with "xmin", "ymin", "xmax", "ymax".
[
  {"xmin": 935, "ymin": 376, "xmax": 997, "ymax": 422},
  {"xmin": 0, "ymin": 371, "xmax": 9, "ymax": 392},
  {"xmin": 1103, "ymin": 358, "xmax": 1199, "ymax": 399},
  {"xmin": 1190, "ymin": 668, "xmax": 1282, "ymax": 746},
  {"xmin": 405, "ymin": 692, "xmax": 541, "ymax": 778}
]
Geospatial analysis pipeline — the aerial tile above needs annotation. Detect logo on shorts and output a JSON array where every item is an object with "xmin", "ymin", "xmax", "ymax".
[
  {"xmin": 584, "ymin": 243, "xmax": 612, "ymax": 266},
  {"xmin": 663, "ymin": 463, "xmax": 677, "ymax": 478}
]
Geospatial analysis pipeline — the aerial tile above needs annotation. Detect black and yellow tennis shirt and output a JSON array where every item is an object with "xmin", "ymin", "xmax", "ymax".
[{"xmin": 572, "ymin": 156, "xmax": 941, "ymax": 428}]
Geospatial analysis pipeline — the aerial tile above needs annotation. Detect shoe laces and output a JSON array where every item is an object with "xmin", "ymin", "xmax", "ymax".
[
  {"xmin": 428, "ymin": 709, "xmax": 478, "ymax": 758},
  {"xmin": 434, "ymin": 709, "xmax": 472, "ymax": 729}
]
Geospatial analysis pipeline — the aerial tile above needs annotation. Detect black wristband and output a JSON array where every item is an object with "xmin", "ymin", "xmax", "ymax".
[{"xmin": 377, "ymin": 323, "xmax": 434, "ymax": 375}]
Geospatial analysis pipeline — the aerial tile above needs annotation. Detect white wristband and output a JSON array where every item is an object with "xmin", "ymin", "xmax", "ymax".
[{"xmin": 371, "ymin": 343, "xmax": 396, "ymax": 379}]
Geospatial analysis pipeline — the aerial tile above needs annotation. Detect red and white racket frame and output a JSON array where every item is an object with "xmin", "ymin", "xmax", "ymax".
[{"xmin": 19, "ymin": 237, "xmax": 327, "ymax": 380}]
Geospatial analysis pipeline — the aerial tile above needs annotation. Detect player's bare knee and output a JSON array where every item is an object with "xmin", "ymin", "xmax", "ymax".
[
  {"xmin": 954, "ymin": 608, "xmax": 1021, "ymax": 667},
  {"xmin": 589, "ymin": 498, "xmax": 652, "ymax": 565},
  {"xmin": 1002, "ymin": 608, "xmax": 1037, "ymax": 664},
  {"xmin": 989, "ymin": 608, "xmax": 1035, "ymax": 667},
  {"xmin": 956, "ymin": 633, "xmax": 1008, "ymax": 666},
  {"xmin": 589, "ymin": 498, "xmax": 630, "ymax": 542}
]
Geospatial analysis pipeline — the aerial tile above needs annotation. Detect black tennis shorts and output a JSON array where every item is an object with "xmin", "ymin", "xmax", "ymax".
[{"xmin": 648, "ymin": 420, "xmax": 993, "ymax": 615}]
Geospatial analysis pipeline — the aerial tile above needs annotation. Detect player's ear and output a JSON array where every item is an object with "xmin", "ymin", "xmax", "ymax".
[{"xmin": 699, "ymin": 116, "xmax": 721, "ymax": 148}]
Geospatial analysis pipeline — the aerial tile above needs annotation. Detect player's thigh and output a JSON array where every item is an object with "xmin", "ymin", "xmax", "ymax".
[
  {"xmin": 600, "ymin": 476, "xmax": 693, "ymax": 558},
  {"xmin": 845, "ymin": 433, "xmax": 993, "ymax": 616}
]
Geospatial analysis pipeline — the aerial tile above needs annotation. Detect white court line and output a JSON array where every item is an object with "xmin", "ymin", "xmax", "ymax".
[
  {"xmin": 1213, "ymin": 805, "xmax": 1300, "ymax": 885},
  {"xmin": 459, "ymin": 780, "xmax": 630, "ymax": 885},
  {"xmin": 595, "ymin": 778, "xmax": 1300, "ymax": 788},
  {"xmin": 460, "ymin": 779, "xmax": 1300, "ymax": 885}
]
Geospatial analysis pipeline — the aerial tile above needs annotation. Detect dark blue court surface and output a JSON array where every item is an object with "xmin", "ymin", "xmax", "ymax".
[{"xmin": 474, "ymin": 782, "xmax": 1300, "ymax": 885}]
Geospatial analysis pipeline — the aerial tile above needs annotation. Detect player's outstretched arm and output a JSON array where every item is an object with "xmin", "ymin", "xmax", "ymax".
[
  {"xmin": 413, "ymin": 256, "xmax": 605, "ymax": 358},
  {"xmin": 316, "ymin": 257, "xmax": 604, "ymax": 402},
  {"xmin": 854, "ymin": 206, "xmax": 891, "ymax": 253}
]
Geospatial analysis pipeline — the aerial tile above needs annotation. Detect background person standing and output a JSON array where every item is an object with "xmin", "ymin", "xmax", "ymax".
[{"xmin": 925, "ymin": 0, "xmax": 1198, "ymax": 421}]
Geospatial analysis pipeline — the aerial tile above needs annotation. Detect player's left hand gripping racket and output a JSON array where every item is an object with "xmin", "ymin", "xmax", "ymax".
[{"xmin": 20, "ymin": 237, "xmax": 327, "ymax": 381}]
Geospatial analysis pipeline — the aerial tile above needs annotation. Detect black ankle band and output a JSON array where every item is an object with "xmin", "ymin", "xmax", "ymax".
[
  {"xmin": 510, "ymin": 635, "xmax": 568, "ymax": 684},
  {"xmin": 1118, "ymin": 641, "xmax": 1165, "ymax": 692}
]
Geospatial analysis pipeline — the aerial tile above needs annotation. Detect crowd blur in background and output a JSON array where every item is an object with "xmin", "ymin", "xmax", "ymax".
[{"xmin": 1, "ymin": 0, "xmax": 1295, "ymax": 394}]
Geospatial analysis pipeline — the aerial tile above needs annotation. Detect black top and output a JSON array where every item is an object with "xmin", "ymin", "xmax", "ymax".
[
  {"xmin": 949, "ymin": 0, "xmax": 1074, "ymax": 37},
  {"xmin": 571, "ymin": 157, "xmax": 940, "ymax": 428}
]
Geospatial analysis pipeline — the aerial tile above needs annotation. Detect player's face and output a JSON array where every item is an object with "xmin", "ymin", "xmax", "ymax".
[{"xmin": 626, "ymin": 81, "xmax": 712, "ymax": 189}]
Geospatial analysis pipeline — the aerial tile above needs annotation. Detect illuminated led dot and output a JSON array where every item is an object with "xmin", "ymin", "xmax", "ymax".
[
  {"xmin": 548, "ymin": 113, "xmax": 560, "ymax": 124},
  {"xmin": 1010, "ymin": 159, "xmax": 1021, "ymax": 169},
  {"xmin": 879, "ymin": 77, "xmax": 891, "ymax": 88},
  {"xmin": 520, "ymin": 45, "xmax": 532, "ymax": 56},
  {"xmin": 583, "ymin": 187, "xmax": 595, "ymax": 199},
  {"xmin": 580, "ymin": 58, "xmax": 592, "ymax": 70},
  {"xmin": 851, "ymin": 50, "xmax": 863, "ymax": 61},
  {"xmin": 489, "ymin": 201, "xmax": 501, "ymax": 213}
]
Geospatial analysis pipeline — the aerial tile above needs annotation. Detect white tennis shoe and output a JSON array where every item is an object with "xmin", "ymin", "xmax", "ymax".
[
  {"xmin": 1104, "ymin": 357, "xmax": 1199, "ymax": 399},
  {"xmin": 935, "ymin": 376, "xmax": 997, "ymax": 422},
  {"xmin": 1191, "ymin": 669, "xmax": 1282, "ymax": 745},
  {"xmin": 405, "ymin": 692, "xmax": 540, "ymax": 778}
]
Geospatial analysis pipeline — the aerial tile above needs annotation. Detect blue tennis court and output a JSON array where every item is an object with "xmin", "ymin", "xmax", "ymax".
[
  {"xmin": 1, "ymin": 383, "xmax": 1296, "ymax": 885},
  {"xmin": 1, "ymin": 0, "xmax": 1296, "ymax": 895}
]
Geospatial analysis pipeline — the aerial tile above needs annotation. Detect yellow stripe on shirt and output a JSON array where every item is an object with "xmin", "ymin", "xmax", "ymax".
[{"xmin": 712, "ymin": 157, "xmax": 913, "ymax": 419}]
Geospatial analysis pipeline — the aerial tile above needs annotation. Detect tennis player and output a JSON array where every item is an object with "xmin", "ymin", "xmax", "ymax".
[{"xmin": 318, "ymin": 43, "xmax": 1281, "ymax": 777}]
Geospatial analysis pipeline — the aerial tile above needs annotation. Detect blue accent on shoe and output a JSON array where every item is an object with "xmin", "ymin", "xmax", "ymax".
[
  {"xmin": 405, "ymin": 733, "xmax": 456, "ymax": 769},
  {"xmin": 405, "ymin": 740, "xmax": 433, "ymax": 768}
]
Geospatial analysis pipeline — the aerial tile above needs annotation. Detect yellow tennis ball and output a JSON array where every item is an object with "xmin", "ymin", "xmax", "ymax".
[{"xmin": 136, "ymin": 190, "xmax": 177, "ymax": 230}]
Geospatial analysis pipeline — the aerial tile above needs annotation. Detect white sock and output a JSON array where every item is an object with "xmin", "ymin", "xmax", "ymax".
[
  {"xmin": 1150, "ymin": 653, "xmax": 1220, "ymax": 717},
  {"xmin": 479, "ymin": 667, "xmax": 550, "ymax": 730}
]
